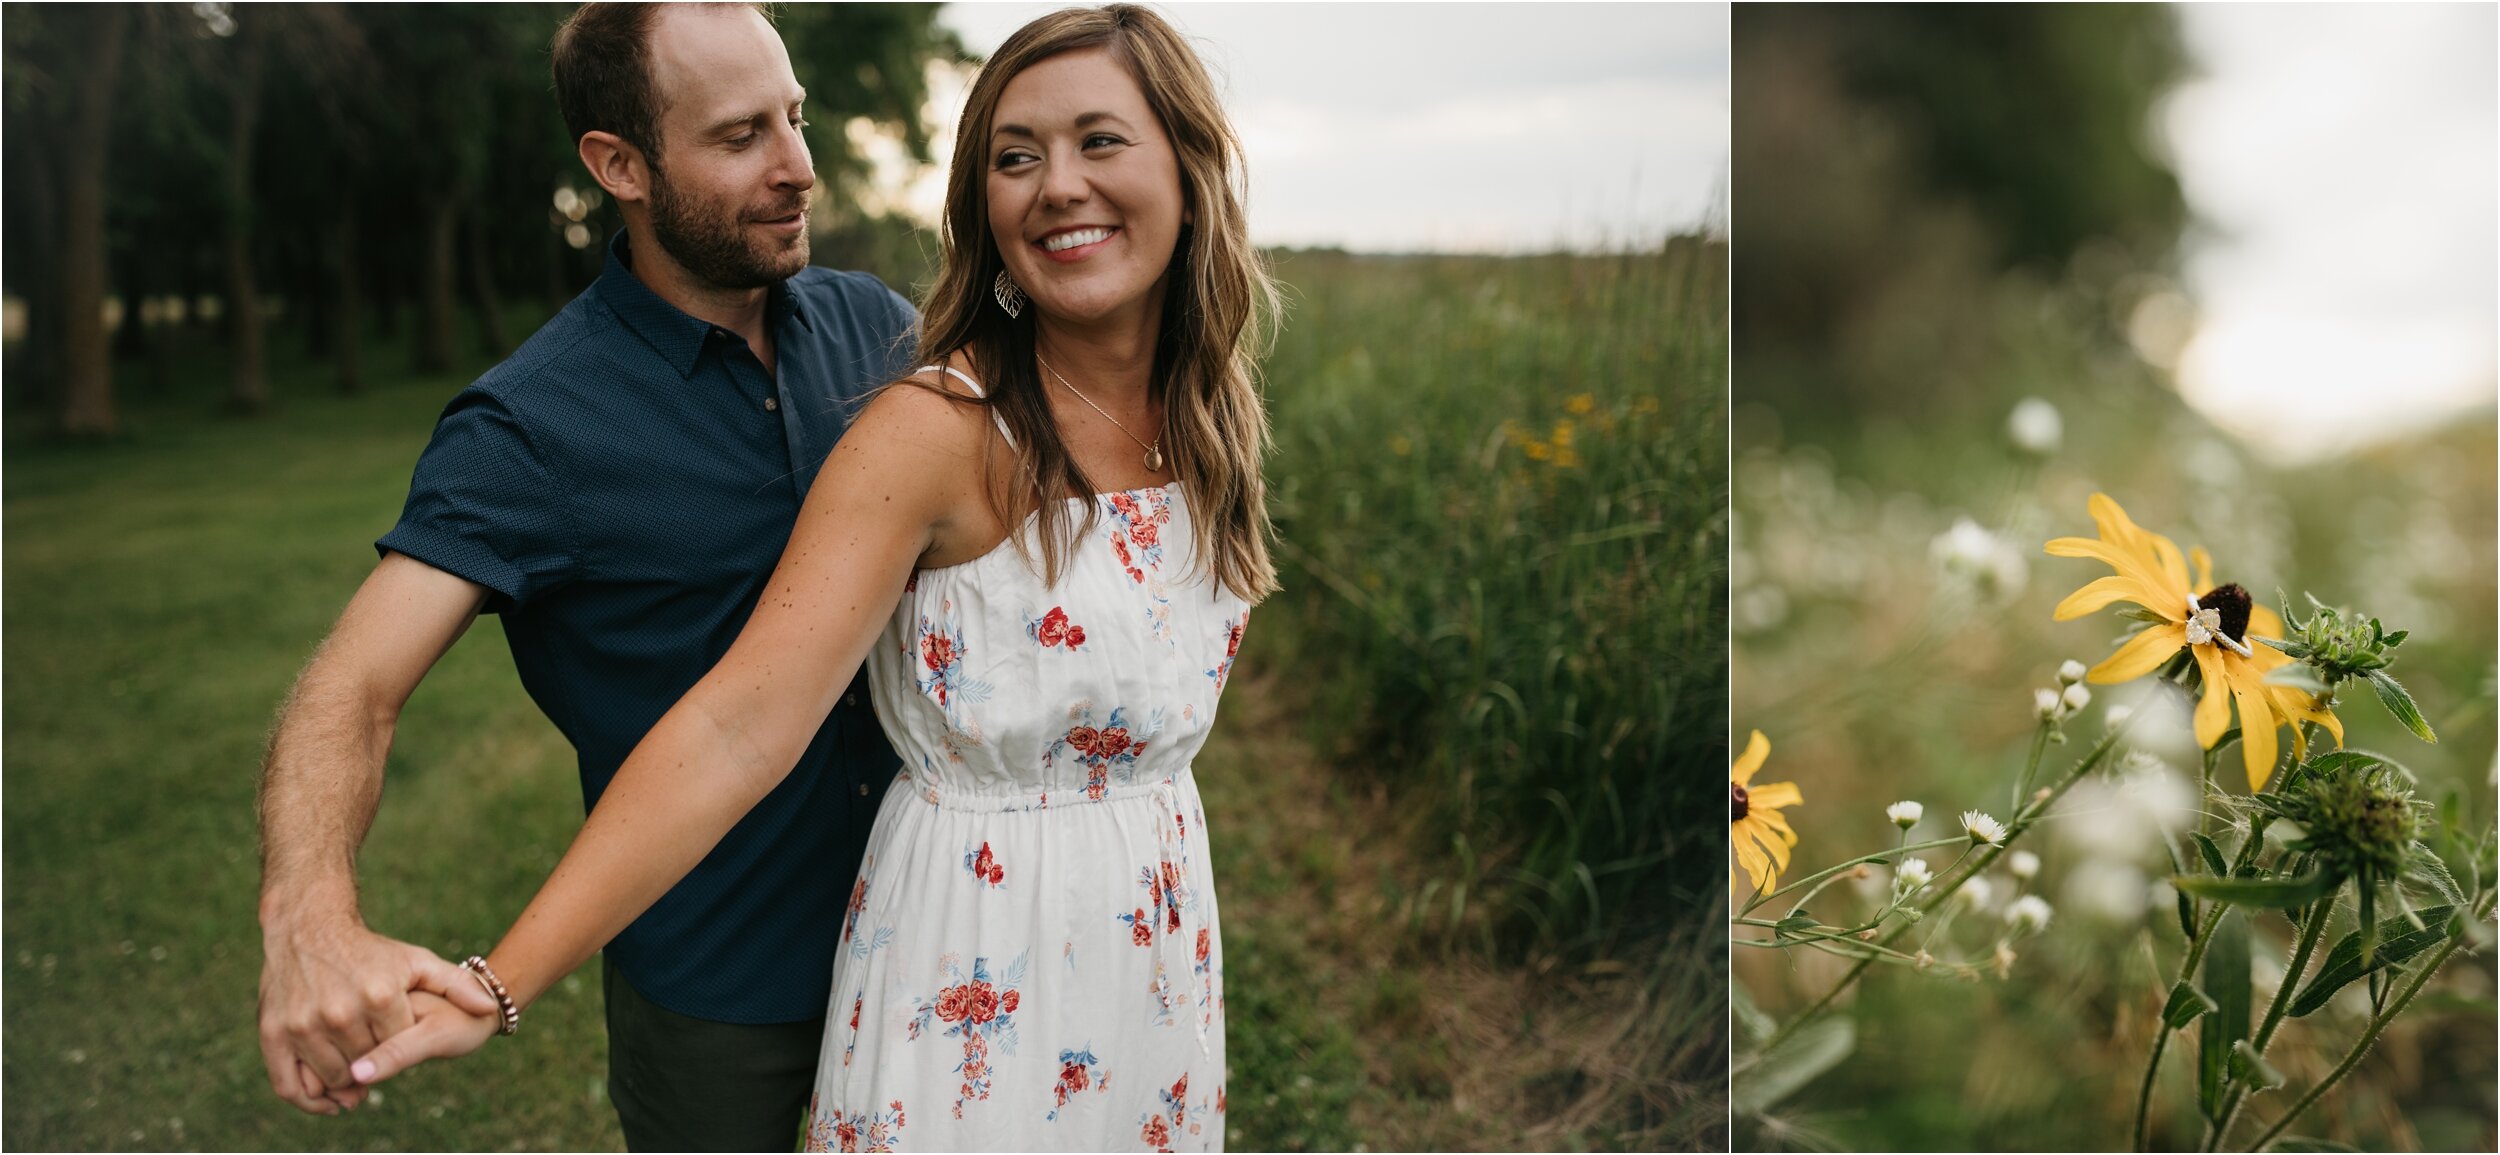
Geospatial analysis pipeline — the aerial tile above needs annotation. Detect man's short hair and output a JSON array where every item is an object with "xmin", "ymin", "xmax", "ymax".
[{"xmin": 551, "ymin": 3, "xmax": 769, "ymax": 170}]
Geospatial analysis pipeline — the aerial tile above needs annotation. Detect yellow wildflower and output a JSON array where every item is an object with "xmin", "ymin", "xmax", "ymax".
[
  {"xmin": 1565, "ymin": 393, "xmax": 1596, "ymax": 415},
  {"xmin": 1524, "ymin": 440, "xmax": 1553, "ymax": 461},
  {"xmin": 2046, "ymin": 494, "xmax": 2342, "ymax": 789},
  {"xmin": 1731, "ymin": 730, "xmax": 1802, "ymax": 894}
]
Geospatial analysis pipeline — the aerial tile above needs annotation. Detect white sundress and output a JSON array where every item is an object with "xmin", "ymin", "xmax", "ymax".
[{"xmin": 802, "ymin": 368, "xmax": 1247, "ymax": 1153}]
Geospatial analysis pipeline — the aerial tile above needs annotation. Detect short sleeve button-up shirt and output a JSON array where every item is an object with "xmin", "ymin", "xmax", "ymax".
[{"xmin": 377, "ymin": 234, "xmax": 919, "ymax": 1023}]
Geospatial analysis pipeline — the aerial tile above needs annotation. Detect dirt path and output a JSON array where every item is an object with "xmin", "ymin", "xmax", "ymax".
[{"xmin": 1197, "ymin": 669, "xmax": 1717, "ymax": 1151}]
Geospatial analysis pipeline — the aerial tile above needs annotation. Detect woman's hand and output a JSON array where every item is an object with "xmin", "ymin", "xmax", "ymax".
[{"xmin": 346, "ymin": 989, "xmax": 500, "ymax": 1086}]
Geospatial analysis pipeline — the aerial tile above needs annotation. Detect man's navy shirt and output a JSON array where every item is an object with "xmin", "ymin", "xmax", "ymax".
[{"xmin": 378, "ymin": 235, "xmax": 916, "ymax": 1023}]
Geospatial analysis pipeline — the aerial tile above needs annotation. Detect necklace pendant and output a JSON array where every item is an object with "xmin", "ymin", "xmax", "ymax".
[{"xmin": 1144, "ymin": 444, "xmax": 1164, "ymax": 472}]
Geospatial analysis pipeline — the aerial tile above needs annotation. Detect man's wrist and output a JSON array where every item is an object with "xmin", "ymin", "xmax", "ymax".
[{"xmin": 257, "ymin": 875, "xmax": 363, "ymax": 936}]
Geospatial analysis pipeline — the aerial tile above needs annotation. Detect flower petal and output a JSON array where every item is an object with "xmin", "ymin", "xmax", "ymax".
[
  {"xmin": 2227, "ymin": 662, "xmax": 2280, "ymax": 791},
  {"xmin": 2191, "ymin": 644, "xmax": 2233, "ymax": 749},
  {"xmin": 1732, "ymin": 825, "xmax": 1773, "ymax": 893},
  {"xmin": 2190, "ymin": 546, "xmax": 2214, "ymax": 592},
  {"xmin": 1752, "ymin": 804, "xmax": 1798, "ymax": 846},
  {"xmin": 2054, "ymin": 575, "xmax": 2154, "ymax": 621},
  {"xmin": 1730, "ymin": 729, "xmax": 1770, "ymax": 787},
  {"xmin": 2089, "ymin": 622, "xmax": 2188, "ymax": 684},
  {"xmin": 1749, "ymin": 781, "xmax": 1802, "ymax": 812}
]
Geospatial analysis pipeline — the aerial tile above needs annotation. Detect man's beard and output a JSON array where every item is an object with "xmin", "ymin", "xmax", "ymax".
[{"xmin": 647, "ymin": 169, "xmax": 810, "ymax": 290}]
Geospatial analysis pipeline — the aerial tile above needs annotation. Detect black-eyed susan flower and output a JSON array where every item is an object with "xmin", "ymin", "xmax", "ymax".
[
  {"xmin": 2046, "ymin": 494, "xmax": 2343, "ymax": 790},
  {"xmin": 1731, "ymin": 730, "xmax": 1801, "ymax": 895}
]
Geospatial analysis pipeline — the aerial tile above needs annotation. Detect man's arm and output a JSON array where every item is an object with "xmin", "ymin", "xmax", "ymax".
[{"xmin": 255, "ymin": 551, "xmax": 501, "ymax": 1114}]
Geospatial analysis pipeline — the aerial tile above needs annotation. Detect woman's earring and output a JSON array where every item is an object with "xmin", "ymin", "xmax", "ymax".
[{"xmin": 993, "ymin": 270, "xmax": 1026, "ymax": 319}]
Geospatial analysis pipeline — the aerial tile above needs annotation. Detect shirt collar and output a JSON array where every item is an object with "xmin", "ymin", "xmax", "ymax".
[{"xmin": 594, "ymin": 232, "xmax": 814, "ymax": 379}]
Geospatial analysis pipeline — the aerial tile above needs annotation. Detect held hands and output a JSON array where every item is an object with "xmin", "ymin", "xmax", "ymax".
[
  {"xmin": 256, "ymin": 919, "xmax": 501, "ymax": 1114},
  {"xmin": 349, "ymin": 987, "xmax": 502, "ymax": 1087}
]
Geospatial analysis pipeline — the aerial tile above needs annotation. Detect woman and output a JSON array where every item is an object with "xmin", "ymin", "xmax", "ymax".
[{"xmin": 349, "ymin": 7, "xmax": 1277, "ymax": 1150}]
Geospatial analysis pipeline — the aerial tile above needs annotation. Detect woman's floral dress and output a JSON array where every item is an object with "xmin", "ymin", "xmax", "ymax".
[{"xmin": 803, "ymin": 370, "xmax": 1245, "ymax": 1153}]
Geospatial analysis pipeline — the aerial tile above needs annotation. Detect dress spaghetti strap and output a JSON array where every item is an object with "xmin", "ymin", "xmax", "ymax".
[{"xmin": 912, "ymin": 363, "xmax": 1017, "ymax": 450}]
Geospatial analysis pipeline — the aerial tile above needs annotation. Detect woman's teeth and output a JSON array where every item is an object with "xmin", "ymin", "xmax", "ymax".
[{"xmin": 1043, "ymin": 227, "xmax": 1113, "ymax": 253}]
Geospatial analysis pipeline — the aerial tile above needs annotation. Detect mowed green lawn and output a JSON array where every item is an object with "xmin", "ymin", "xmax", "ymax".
[{"xmin": 0, "ymin": 337, "xmax": 1378, "ymax": 1151}]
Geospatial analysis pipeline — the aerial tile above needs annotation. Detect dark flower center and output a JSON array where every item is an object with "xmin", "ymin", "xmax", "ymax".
[
  {"xmin": 2203, "ymin": 583, "xmax": 2252, "ymax": 643},
  {"xmin": 1730, "ymin": 782, "xmax": 1750, "ymax": 822}
]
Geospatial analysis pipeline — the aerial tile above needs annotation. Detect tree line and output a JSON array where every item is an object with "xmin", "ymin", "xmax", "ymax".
[{"xmin": 3, "ymin": 2, "xmax": 958, "ymax": 437}]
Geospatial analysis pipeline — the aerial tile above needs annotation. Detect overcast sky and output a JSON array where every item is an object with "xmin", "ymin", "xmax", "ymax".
[
  {"xmin": 901, "ymin": 2, "xmax": 1729, "ymax": 253},
  {"xmin": 2163, "ymin": 4, "xmax": 2496, "ymax": 462}
]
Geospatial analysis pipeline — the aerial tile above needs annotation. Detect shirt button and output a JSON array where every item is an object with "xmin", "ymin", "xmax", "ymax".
[
  {"xmin": 844, "ymin": 693, "xmax": 858, "ymax": 707},
  {"xmin": 763, "ymin": 396, "xmax": 779, "ymax": 412},
  {"xmin": 856, "ymin": 783, "xmax": 871, "ymax": 797}
]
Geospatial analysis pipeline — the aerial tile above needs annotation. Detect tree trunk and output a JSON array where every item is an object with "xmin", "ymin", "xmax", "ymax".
[
  {"xmin": 57, "ymin": 5, "xmax": 132, "ymax": 438},
  {"xmin": 465, "ymin": 204, "xmax": 509, "ymax": 358},
  {"xmin": 223, "ymin": 20, "xmax": 270, "ymax": 414},
  {"xmin": 11, "ymin": 101, "xmax": 64, "ymax": 413},
  {"xmin": 414, "ymin": 197, "xmax": 457, "ymax": 373},
  {"xmin": 333, "ymin": 204, "xmax": 363, "ymax": 394}
]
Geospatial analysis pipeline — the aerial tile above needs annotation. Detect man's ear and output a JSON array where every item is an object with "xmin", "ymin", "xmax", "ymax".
[{"xmin": 578, "ymin": 130, "xmax": 653, "ymax": 205}]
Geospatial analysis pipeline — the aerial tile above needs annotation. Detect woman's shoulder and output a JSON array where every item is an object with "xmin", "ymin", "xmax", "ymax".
[{"xmin": 857, "ymin": 352, "xmax": 996, "ymax": 449}]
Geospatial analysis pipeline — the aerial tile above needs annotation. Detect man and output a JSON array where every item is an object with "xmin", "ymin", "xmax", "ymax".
[{"xmin": 254, "ymin": 5, "xmax": 915, "ymax": 1147}]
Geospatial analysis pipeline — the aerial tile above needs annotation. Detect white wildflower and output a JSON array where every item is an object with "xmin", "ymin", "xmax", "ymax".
[
  {"xmin": 1887, "ymin": 800, "xmax": 1924, "ymax": 829},
  {"xmin": 2061, "ymin": 683, "xmax": 2091, "ymax": 713},
  {"xmin": 2035, "ymin": 687, "xmax": 2064, "ymax": 719},
  {"xmin": 1963, "ymin": 809, "xmax": 2009, "ymax": 847},
  {"xmin": 1896, "ymin": 857, "xmax": 1934, "ymax": 893},
  {"xmin": 2006, "ymin": 894, "xmax": 2054, "ymax": 934},
  {"xmin": 2058, "ymin": 659, "xmax": 2088, "ymax": 685},
  {"xmin": 2007, "ymin": 397, "xmax": 2062, "ymax": 454},
  {"xmin": 2008, "ymin": 850, "xmax": 2040, "ymax": 881}
]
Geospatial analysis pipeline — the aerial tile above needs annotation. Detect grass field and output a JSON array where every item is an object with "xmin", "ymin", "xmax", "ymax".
[{"xmin": 3, "ymin": 246, "xmax": 1723, "ymax": 1151}]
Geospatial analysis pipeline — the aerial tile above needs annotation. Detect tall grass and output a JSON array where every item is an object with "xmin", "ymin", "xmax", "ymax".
[{"xmin": 1258, "ymin": 240, "xmax": 1728, "ymax": 962}]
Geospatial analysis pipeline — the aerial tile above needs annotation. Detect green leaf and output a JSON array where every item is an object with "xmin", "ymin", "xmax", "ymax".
[
  {"xmin": 1730, "ymin": 983, "xmax": 1774, "ymax": 1045},
  {"xmin": 2228, "ymin": 1039, "xmax": 2284, "ymax": 1090},
  {"xmin": 2199, "ymin": 909, "xmax": 2252, "ymax": 1119},
  {"xmin": 2380, "ymin": 629, "xmax": 2407, "ymax": 648},
  {"xmin": 1772, "ymin": 912, "xmax": 1819, "ymax": 939},
  {"xmin": 2257, "ymin": 635, "xmax": 2311, "ymax": 659},
  {"xmin": 2190, "ymin": 833, "xmax": 2230, "ymax": 877},
  {"xmin": 2408, "ymin": 843, "xmax": 2466, "ymax": 907},
  {"xmin": 2171, "ymin": 870, "xmax": 2341, "ymax": 909},
  {"xmin": 2288, "ymin": 905, "xmax": 2457, "ymax": 1018},
  {"xmin": 2162, "ymin": 979, "xmax": 2217, "ymax": 1030},
  {"xmin": 2303, "ymin": 749, "xmax": 2419, "ymax": 784},
  {"xmin": 2264, "ymin": 664, "xmax": 2330, "ymax": 694},
  {"xmin": 1732, "ymin": 1015, "xmax": 1855, "ymax": 1115},
  {"xmin": 2162, "ymin": 839, "xmax": 2197, "ymax": 939},
  {"xmin": 2365, "ymin": 669, "xmax": 2438, "ymax": 743}
]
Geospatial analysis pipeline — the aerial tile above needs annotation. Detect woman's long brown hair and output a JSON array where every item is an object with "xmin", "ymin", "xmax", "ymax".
[{"xmin": 910, "ymin": 4, "xmax": 1280, "ymax": 603}]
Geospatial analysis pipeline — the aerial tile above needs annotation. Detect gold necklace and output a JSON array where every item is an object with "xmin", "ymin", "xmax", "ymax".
[{"xmin": 1037, "ymin": 353, "xmax": 1165, "ymax": 472}]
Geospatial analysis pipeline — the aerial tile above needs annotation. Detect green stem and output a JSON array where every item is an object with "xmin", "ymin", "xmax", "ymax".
[
  {"xmin": 1742, "ymin": 836, "xmax": 1966, "ymax": 916},
  {"xmin": 1761, "ymin": 719, "xmax": 2135, "ymax": 1055},
  {"xmin": 2014, "ymin": 718, "xmax": 2052, "ymax": 813},
  {"xmin": 2240, "ymin": 935, "xmax": 2465, "ymax": 1152},
  {"xmin": 2204, "ymin": 895, "xmax": 2336, "ymax": 1150},
  {"xmin": 2135, "ymin": 900, "xmax": 2230, "ymax": 1151}
]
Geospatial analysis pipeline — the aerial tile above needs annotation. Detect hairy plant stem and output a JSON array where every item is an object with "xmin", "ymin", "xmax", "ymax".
[
  {"xmin": 1759, "ymin": 718, "xmax": 2136, "ymax": 1055},
  {"xmin": 2133, "ymin": 797, "xmax": 2277, "ymax": 1152},
  {"xmin": 2240, "ymin": 934, "xmax": 2465, "ymax": 1153},
  {"xmin": 2204, "ymin": 895, "xmax": 2337, "ymax": 1151},
  {"xmin": 1741, "ymin": 836, "xmax": 1966, "ymax": 917}
]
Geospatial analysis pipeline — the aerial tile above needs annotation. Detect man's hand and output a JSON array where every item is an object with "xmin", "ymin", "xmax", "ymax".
[
  {"xmin": 257, "ymin": 918, "xmax": 498, "ymax": 1114},
  {"xmin": 349, "ymin": 987, "xmax": 502, "ymax": 1088}
]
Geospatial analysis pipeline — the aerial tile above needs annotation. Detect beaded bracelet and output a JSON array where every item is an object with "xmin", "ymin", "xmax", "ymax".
[{"xmin": 460, "ymin": 956, "xmax": 520, "ymax": 1036}]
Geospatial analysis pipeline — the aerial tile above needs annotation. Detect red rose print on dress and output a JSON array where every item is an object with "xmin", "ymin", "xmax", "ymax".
[
  {"xmin": 1045, "ymin": 704, "xmax": 1163, "ymax": 800},
  {"xmin": 963, "ymin": 841, "xmax": 1005, "ymax": 887},
  {"xmin": 1046, "ymin": 1043, "xmax": 1110, "ymax": 1122},
  {"xmin": 1029, "ymin": 606, "xmax": 1089, "ymax": 650},
  {"xmin": 804, "ymin": 1096, "xmax": 907, "ymax": 1153},
  {"xmin": 906, "ymin": 951, "xmax": 1030, "ymax": 1121}
]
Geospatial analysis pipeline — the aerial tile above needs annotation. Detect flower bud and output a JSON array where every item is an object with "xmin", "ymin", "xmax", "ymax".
[
  {"xmin": 2061, "ymin": 684, "xmax": 2091, "ymax": 714},
  {"xmin": 2058, "ymin": 660, "xmax": 2088, "ymax": 686},
  {"xmin": 2035, "ymin": 687, "xmax": 2063, "ymax": 719},
  {"xmin": 2006, "ymin": 894, "xmax": 2054, "ymax": 934},
  {"xmin": 1887, "ymin": 800, "xmax": 1924, "ymax": 829}
]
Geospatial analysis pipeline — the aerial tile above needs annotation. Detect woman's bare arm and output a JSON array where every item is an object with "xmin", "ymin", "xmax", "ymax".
[{"xmin": 346, "ymin": 381, "xmax": 991, "ymax": 1082}]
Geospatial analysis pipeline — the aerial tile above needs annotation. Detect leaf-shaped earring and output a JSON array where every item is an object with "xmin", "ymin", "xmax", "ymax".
[{"xmin": 993, "ymin": 270, "xmax": 1026, "ymax": 319}]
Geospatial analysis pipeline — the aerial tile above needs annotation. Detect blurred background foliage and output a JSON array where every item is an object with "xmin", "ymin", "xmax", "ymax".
[
  {"xmin": 1732, "ymin": 6, "xmax": 2494, "ymax": 1152},
  {"xmin": 1, "ymin": 2, "xmax": 956, "ymax": 433},
  {"xmin": 2, "ymin": 3, "xmax": 1721, "ymax": 1150}
]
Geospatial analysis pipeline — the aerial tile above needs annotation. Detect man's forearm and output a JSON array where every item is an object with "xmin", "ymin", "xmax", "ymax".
[{"xmin": 257, "ymin": 659, "xmax": 395, "ymax": 931}]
